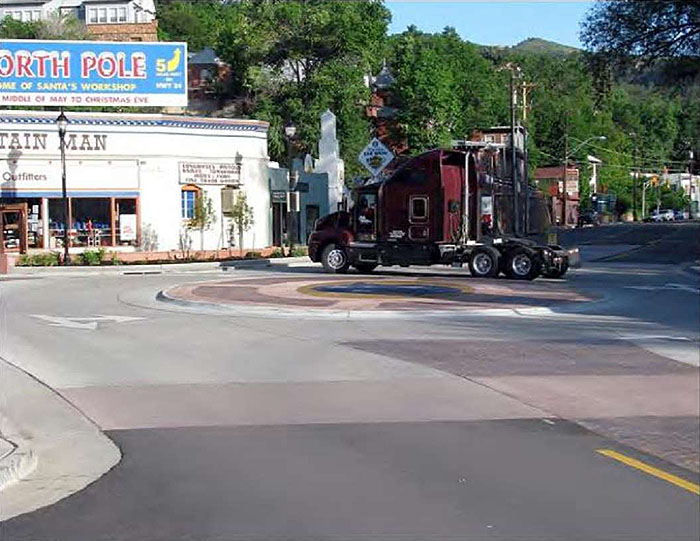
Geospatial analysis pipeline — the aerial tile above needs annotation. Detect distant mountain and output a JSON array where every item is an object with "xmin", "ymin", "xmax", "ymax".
[
  {"xmin": 478, "ymin": 38, "xmax": 580, "ymax": 58},
  {"xmin": 511, "ymin": 38, "xmax": 580, "ymax": 56}
]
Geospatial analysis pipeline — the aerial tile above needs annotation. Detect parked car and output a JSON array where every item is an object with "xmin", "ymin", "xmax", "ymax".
[
  {"xmin": 649, "ymin": 209, "xmax": 675, "ymax": 222},
  {"xmin": 673, "ymin": 210, "xmax": 687, "ymax": 221},
  {"xmin": 577, "ymin": 210, "xmax": 600, "ymax": 227}
]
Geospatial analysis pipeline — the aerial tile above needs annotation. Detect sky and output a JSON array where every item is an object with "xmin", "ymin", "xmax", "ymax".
[{"xmin": 386, "ymin": 1, "xmax": 596, "ymax": 48}]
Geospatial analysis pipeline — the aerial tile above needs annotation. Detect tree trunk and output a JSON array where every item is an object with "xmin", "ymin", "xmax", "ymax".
[{"xmin": 239, "ymin": 230, "xmax": 243, "ymax": 257}]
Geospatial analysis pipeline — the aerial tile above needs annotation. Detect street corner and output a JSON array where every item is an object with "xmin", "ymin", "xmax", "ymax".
[
  {"xmin": 0, "ymin": 358, "xmax": 121, "ymax": 521},
  {"xmin": 159, "ymin": 272, "xmax": 593, "ymax": 317}
]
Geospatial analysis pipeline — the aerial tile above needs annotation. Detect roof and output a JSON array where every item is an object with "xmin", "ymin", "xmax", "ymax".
[
  {"xmin": 0, "ymin": 0, "xmax": 46, "ymax": 5},
  {"xmin": 0, "ymin": 110, "xmax": 268, "ymax": 133},
  {"xmin": 189, "ymin": 48, "xmax": 221, "ymax": 65},
  {"xmin": 373, "ymin": 64, "xmax": 395, "ymax": 89}
]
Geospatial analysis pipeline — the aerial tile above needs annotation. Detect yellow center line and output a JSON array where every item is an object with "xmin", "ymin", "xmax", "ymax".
[{"xmin": 596, "ymin": 449, "xmax": 699, "ymax": 495}]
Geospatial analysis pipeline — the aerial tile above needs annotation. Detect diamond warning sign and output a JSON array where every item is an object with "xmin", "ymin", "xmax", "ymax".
[{"xmin": 358, "ymin": 138, "xmax": 394, "ymax": 177}]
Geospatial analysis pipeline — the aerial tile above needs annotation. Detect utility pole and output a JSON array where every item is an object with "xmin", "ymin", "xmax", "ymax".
[
  {"xmin": 520, "ymin": 82, "xmax": 536, "ymax": 122},
  {"xmin": 519, "ymin": 81, "xmax": 535, "ymax": 235},
  {"xmin": 562, "ymin": 132, "xmax": 568, "ymax": 227},
  {"xmin": 632, "ymin": 135, "xmax": 638, "ymax": 221},
  {"xmin": 509, "ymin": 65, "xmax": 520, "ymax": 236},
  {"xmin": 689, "ymin": 149, "xmax": 695, "ymax": 218}
]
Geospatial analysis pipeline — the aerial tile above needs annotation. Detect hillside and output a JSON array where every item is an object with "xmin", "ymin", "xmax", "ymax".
[
  {"xmin": 479, "ymin": 37, "xmax": 580, "ymax": 58},
  {"xmin": 512, "ymin": 37, "xmax": 580, "ymax": 56}
]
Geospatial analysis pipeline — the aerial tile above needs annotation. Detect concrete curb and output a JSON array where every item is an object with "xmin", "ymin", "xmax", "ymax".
[
  {"xmin": 0, "ymin": 357, "xmax": 121, "ymax": 521},
  {"xmin": 0, "ymin": 436, "xmax": 37, "ymax": 493},
  {"xmin": 6, "ymin": 256, "xmax": 311, "ymax": 277}
]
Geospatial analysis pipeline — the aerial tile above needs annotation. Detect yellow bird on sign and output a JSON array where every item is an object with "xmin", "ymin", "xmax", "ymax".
[{"xmin": 166, "ymin": 48, "xmax": 181, "ymax": 71}]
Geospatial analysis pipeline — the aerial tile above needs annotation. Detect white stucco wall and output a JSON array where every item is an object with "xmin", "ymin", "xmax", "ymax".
[{"xmin": 0, "ymin": 110, "xmax": 271, "ymax": 251}]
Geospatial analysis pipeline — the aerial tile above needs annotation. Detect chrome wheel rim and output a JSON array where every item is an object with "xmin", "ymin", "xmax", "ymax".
[
  {"xmin": 512, "ymin": 254, "xmax": 532, "ymax": 276},
  {"xmin": 327, "ymin": 248, "xmax": 346, "ymax": 270},
  {"xmin": 473, "ymin": 253, "xmax": 493, "ymax": 275}
]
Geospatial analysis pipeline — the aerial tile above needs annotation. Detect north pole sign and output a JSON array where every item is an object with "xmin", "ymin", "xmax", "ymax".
[{"xmin": 358, "ymin": 138, "xmax": 394, "ymax": 177}]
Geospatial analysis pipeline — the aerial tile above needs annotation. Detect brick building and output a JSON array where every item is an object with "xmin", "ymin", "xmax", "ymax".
[
  {"xmin": 0, "ymin": 0, "xmax": 158, "ymax": 41},
  {"xmin": 534, "ymin": 164, "xmax": 580, "ymax": 227}
]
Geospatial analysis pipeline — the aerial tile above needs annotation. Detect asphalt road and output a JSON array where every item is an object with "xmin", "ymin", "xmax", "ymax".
[{"xmin": 0, "ymin": 224, "xmax": 698, "ymax": 540}]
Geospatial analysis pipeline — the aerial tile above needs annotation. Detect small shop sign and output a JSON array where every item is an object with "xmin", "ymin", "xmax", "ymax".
[
  {"xmin": 178, "ymin": 162, "xmax": 241, "ymax": 186},
  {"xmin": 271, "ymin": 190, "xmax": 287, "ymax": 203}
]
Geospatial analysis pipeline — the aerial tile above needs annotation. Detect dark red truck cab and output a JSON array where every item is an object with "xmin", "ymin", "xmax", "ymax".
[{"xmin": 309, "ymin": 148, "xmax": 579, "ymax": 280}]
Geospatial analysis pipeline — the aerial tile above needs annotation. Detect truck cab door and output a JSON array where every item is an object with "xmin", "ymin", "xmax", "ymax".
[
  {"xmin": 408, "ymin": 195, "xmax": 430, "ymax": 241},
  {"xmin": 355, "ymin": 192, "xmax": 378, "ymax": 242}
]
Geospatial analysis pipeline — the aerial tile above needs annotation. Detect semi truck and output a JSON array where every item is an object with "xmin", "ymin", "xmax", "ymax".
[{"xmin": 308, "ymin": 145, "xmax": 579, "ymax": 280}]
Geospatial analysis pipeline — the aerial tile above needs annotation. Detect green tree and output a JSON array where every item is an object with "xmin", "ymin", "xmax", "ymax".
[
  {"xmin": 388, "ymin": 27, "xmax": 504, "ymax": 152},
  {"xmin": 230, "ymin": 191, "xmax": 255, "ymax": 256},
  {"xmin": 187, "ymin": 192, "xmax": 216, "ymax": 252},
  {"xmin": 0, "ymin": 16, "xmax": 41, "ymax": 38},
  {"xmin": 1, "ymin": 12, "xmax": 85, "ymax": 40},
  {"xmin": 581, "ymin": 1, "xmax": 700, "ymax": 63}
]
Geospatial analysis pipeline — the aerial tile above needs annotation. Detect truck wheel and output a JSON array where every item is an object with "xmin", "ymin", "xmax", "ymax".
[
  {"xmin": 504, "ymin": 246, "xmax": 541, "ymax": 280},
  {"xmin": 354, "ymin": 262, "xmax": 377, "ymax": 273},
  {"xmin": 321, "ymin": 243, "xmax": 349, "ymax": 274},
  {"xmin": 543, "ymin": 260, "xmax": 569, "ymax": 279},
  {"xmin": 468, "ymin": 247, "xmax": 500, "ymax": 278}
]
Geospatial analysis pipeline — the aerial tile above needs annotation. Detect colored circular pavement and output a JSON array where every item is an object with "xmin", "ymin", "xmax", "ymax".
[{"xmin": 163, "ymin": 273, "xmax": 591, "ymax": 314}]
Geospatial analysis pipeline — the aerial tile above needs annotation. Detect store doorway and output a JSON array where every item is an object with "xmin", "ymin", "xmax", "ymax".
[
  {"xmin": 0, "ymin": 203, "xmax": 28, "ymax": 253},
  {"xmin": 272, "ymin": 202, "xmax": 287, "ymax": 247}
]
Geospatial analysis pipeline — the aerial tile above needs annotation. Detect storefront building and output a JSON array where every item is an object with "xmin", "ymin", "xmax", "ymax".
[{"xmin": 0, "ymin": 110, "xmax": 271, "ymax": 253}]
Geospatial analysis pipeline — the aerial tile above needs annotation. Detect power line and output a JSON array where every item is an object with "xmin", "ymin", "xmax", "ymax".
[{"xmin": 573, "ymin": 139, "xmax": 690, "ymax": 165}]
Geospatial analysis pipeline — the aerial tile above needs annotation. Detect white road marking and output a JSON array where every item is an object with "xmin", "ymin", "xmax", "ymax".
[
  {"xmin": 624, "ymin": 283, "xmax": 699, "ymax": 294},
  {"xmin": 31, "ymin": 315, "xmax": 144, "ymax": 330},
  {"xmin": 617, "ymin": 335, "xmax": 692, "ymax": 342}
]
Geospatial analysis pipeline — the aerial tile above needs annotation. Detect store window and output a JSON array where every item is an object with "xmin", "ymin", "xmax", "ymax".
[
  {"xmin": 72, "ymin": 198, "xmax": 111, "ymax": 247},
  {"xmin": 99, "ymin": 8, "xmax": 107, "ymax": 23},
  {"xmin": 118, "ymin": 7, "xmax": 127, "ymax": 22},
  {"xmin": 181, "ymin": 186, "xmax": 200, "ymax": 219},
  {"xmin": 109, "ymin": 8, "xmax": 117, "ymax": 22},
  {"xmin": 115, "ymin": 198, "xmax": 138, "ymax": 246},
  {"xmin": 89, "ymin": 8, "xmax": 98, "ymax": 23}
]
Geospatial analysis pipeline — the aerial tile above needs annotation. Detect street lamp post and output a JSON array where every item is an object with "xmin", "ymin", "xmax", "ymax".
[
  {"xmin": 562, "ymin": 135, "xmax": 606, "ymax": 227},
  {"xmin": 56, "ymin": 110, "xmax": 70, "ymax": 265},
  {"xmin": 284, "ymin": 123, "xmax": 297, "ymax": 257}
]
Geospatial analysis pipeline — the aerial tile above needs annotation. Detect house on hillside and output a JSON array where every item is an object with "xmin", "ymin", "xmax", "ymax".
[
  {"xmin": 187, "ymin": 48, "xmax": 232, "ymax": 113},
  {"xmin": 0, "ymin": 0, "xmax": 158, "ymax": 41},
  {"xmin": 364, "ymin": 62, "xmax": 407, "ymax": 156}
]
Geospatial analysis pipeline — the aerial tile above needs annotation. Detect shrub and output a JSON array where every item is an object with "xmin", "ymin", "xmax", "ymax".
[
  {"xmin": 16, "ymin": 252, "xmax": 61, "ymax": 266},
  {"xmin": 79, "ymin": 248, "xmax": 106, "ymax": 266},
  {"xmin": 268, "ymin": 248, "xmax": 285, "ymax": 258},
  {"xmin": 244, "ymin": 251, "xmax": 263, "ymax": 259},
  {"xmin": 291, "ymin": 246, "xmax": 308, "ymax": 257}
]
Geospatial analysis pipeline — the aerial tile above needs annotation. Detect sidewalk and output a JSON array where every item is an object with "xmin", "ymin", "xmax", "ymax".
[
  {"xmin": 0, "ymin": 357, "xmax": 120, "ymax": 520},
  {"xmin": 4, "ymin": 256, "xmax": 311, "ymax": 277}
]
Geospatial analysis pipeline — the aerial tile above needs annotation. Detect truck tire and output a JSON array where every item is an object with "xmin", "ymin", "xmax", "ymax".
[
  {"xmin": 321, "ymin": 243, "xmax": 349, "ymax": 274},
  {"xmin": 503, "ymin": 246, "xmax": 541, "ymax": 281},
  {"xmin": 468, "ymin": 247, "xmax": 500, "ymax": 278},
  {"xmin": 543, "ymin": 260, "xmax": 569, "ymax": 279},
  {"xmin": 354, "ymin": 262, "xmax": 377, "ymax": 273}
]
